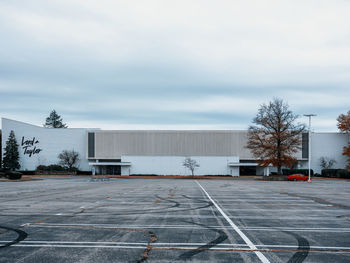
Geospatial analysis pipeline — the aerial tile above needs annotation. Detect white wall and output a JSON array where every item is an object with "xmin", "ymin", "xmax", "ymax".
[
  {"xmin": 121, "ymin": 156, "xmax": 239, "ymax": 176},
  {"xmin": 299, "ymin": 132, "xmax": 349, "ymax": 173},
  {"xmin": 3, "ymin": 118, "xmax": 348, "ymax": 175},
  {"xmin": 1, "ymin": 118, "xmax": 92, "ymax": 171}
]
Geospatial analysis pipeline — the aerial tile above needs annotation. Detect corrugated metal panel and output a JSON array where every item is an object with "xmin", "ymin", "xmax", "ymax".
[
  {"xmin": 92, "ymin": 130, "xmax": 303, "ymax": 160},
  {"xmin": 94, "ymin": 130, "xmax": 253, "ymax": 159}
]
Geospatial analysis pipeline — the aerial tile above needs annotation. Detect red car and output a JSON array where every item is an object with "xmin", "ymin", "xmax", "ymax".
[{"xmin": 288, "ymin": 174, "xmax": 309, "ymax": 181}]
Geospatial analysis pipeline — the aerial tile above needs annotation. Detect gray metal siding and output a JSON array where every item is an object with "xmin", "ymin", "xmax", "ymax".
[
  {"xmin": 92, "ymin": 130, "xmax": 303, "ymax": 160},
  {"xmin": 93, "ymin": 130, "xmax": 253, "ymax": 159}
]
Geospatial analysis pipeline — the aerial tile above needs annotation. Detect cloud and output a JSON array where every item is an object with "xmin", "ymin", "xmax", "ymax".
[{"xmin": 0, "ymin": 0, "xmax": 349, "ymax": 132}]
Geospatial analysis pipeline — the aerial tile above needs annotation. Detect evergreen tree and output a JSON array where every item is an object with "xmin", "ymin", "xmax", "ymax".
[
  {"xmin": 44, "ymin": 110, "xmax": 67, "ymax": 128},
  {"xmin": 3, "ymin": 130, "xmax": 20, "ymax": 170}
]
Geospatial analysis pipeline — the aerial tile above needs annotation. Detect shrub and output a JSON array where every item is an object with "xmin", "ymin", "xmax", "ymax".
[
  {"xmin": 282, "ymin": 169, "xmax": 314, "ymax": 176},
  {"xmin": 322, "ymin": 169, "xmax": 337, "ymax": 177},
  {"xmin": 7, "ymin": 171, "xmax": 22, "ymax": 180},
  {"xmin": 76, "ymin": 170, "xmax": 92, "ymax": 175},
  {"xmin": 337, "ymin": 169, "xmax": 350, "ymax": 178},
  {"xmin": 19, "ymin": 170, "xmax": 36, "ymax": 175},
  {"xmin": 0, "ymin": 168, "xmax": 22, "ymax": 180},
  {"xmin": 321, "ymin": 169, "xmax": 350, "ymax": 178},
  {"xmin": 36, "ymin": 165, "xmax": 46, "ymax": 171},
  {"xmin": 48, "ymin": 164, "xmax": 66, "ymax": 171},
  {"xmin": 36, "ymin": 164, "xmax": 79, "ymax": 174},
  {"xmin": 36, "ymin": 165, "xmax": 66, "ymax": 172}
]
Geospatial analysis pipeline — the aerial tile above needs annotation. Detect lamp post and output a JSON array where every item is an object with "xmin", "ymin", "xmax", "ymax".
[{"xmin": 304, "ymin": 114, "xmax": 316, "ymax": 182}]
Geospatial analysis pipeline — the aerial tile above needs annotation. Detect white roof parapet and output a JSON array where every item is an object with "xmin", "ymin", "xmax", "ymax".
[
  {"xmin": 88, "ymin": 162, "xmax": 131, "ymax": 166},
  {"xmin": 228, "ymin": 162, "xmax": 272, "ymax": 167}
]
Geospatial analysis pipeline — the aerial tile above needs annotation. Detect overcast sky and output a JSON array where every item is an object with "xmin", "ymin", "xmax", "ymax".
[{"xmin": 0, "ymin": 0, "xmax": 349, "ymax": 131}]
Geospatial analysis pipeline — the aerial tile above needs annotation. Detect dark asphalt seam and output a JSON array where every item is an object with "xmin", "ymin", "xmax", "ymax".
[
  {"xmin": 109, "ymin": 199, "xmax": 213, "ymax": 216},
  {"xmin": 152, "ymin": 247, "xmax": 348, "ymax": 253},
  {"xmin": 0, "ymin": 226, "xmax": 28, "ymax": 249},
  {"xmin": 280, "ymin": 192, "xmax": 350, "ymax": 210},
  {"xmin": 178, "ymin": 220, "xmax": 228, "ymax": 260},
  {"xmin": 19, "ymin": 197, "xmax": 157, "ymax": 263},
  {"xmin": 154, "ymin": 194, "xmax": 180, "ymax": 208},
  {"xmin": 283, "ymin": 231, "xmax": 310, "ymax": 263}
]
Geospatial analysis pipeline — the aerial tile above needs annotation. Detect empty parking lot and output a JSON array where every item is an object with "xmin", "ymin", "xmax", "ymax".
[{"xmin": 0, "ymin": 177, "xmax": 350, "ymax": 262}]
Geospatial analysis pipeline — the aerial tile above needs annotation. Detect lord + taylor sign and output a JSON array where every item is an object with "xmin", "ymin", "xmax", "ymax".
[{"xmin": 21, "ymin": 136, "xmax": 42, "ymax": 157}]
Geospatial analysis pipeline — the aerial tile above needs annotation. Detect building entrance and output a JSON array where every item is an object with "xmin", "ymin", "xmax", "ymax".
[
  {"xmin": 239, "ymin": 166, "xmax": 256, "ymax": 176},
  {"xmin": 99, "ymin": 165, "xmax": 121, "ymax": 175}
]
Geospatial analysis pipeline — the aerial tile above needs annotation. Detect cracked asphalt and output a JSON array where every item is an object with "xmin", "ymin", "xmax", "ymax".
[{"xmin": 0, "ymin": 177, "xmax": 350, "ymax": 262}]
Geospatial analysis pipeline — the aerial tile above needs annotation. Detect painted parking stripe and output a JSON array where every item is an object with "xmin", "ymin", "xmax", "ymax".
[
  {"xmin": 26, "ymin": 223, "xmax": 350, "ymax": 232},
  {"xmin": 11, "ymin": 215, "xmax": 348, "ymax": 220},
  {"xmin": 1, "ymin": 241, "xmax": 350, "ymax": 251},
  {"xmin": 196, "ymin": 181, "xmax": 271, "ymax": 263}
]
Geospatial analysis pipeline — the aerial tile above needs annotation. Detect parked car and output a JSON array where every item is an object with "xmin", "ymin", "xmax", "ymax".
[
  {"xmin": 288, "ymin": 173, "xmax": 309, "ymax": 181},
  {"xmin": 0, "ymin": 168, "xmax": 22, "ymax": 180}
]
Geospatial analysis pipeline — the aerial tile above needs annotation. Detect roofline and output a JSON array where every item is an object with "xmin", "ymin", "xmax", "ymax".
[
  {"xmin": 2, "ymin": 117, "xmax": 41, "ymax": 128},
  {"xmin": 2, "ymin": 117, "xmax": 99, "ymax": 130},
  {"xmin": 1, "ymin": 118, "xmax": 344, "ymax": 133},
  {"xmin": 94, "ymin": 129, "xmax": 249, "ymax": 132}
]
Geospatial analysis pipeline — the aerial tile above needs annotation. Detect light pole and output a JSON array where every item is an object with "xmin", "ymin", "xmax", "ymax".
[{"xmin": 304, "ymin": 114, "xmax": 316, "ymax": 182}]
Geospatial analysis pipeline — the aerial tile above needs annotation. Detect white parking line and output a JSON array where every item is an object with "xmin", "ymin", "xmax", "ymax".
[
  {"xmin": 6, "ymin": 244, "xmax": 350, "ymax": 253},
  {"xmin": 26, "ymin": 223, "xmax": 350, "ymax": 232},
  {"xmin": 2, "ymin": 241, "xmax": 350, "ymax": 251},
  {"xmin": 196, "ymin": 181, "xmax": 270, "ymax": 263}
]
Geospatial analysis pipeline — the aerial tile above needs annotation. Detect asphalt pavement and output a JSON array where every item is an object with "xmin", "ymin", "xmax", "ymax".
[{"xmin": 0, "ymin": 177, "xmax": 350, "ymax": 262}]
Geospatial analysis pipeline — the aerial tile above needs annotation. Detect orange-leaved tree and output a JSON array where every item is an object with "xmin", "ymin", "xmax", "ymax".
[
  {"xmin": 337, "ymin": 110, "xmax": 350, "ymax": 170},
  {"xmin": 247, "ymin": 98, "xmax": 306, "ymax": 174}
]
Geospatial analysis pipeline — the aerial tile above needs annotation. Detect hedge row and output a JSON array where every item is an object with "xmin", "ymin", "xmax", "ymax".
[
  {"xmin": 321, "ymin": 169, "xmax": 350, "ymax": 178},
  {"xmin": 76, "ymin": 170, "xmax": 92, "ymax": 175},
  {"xmin": 0, "ymin": 168, "xmax": 22, "ymax": 180},
  {"xmin": 130, "ymin": 174, "xmax": 231, "ymax": 176},
  {"xmin": 37, "ymin": 165, "xmax": 66, "ymax": 171},
  {"xmin": 36, "ymin": 165, "xmax": 78, "ymax": 172},
  {"xmin": 35, "ymin": 165, "xmax": 93, "ymax": 175},
  {"xmin": 19, "ymin": 170, "xmax": 36, "ymax": 175}
]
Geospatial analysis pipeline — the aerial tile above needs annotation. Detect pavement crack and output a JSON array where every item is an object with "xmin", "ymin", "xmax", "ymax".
[{"xmin": 30, "ymin": 224, "xmax": 157, "ymax": 263}]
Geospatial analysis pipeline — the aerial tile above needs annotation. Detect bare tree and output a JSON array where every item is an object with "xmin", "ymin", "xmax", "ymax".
[
  {"xmin": 183, "ymin": 157, "xmax": 200, "ymax": 177},
  {"xmin": 58, "ymin": 150, "xmax": 80, "ymax": 171},
  {"xmin": 319, "ymin": 157, "xmax": 337, "ymax": 169},
  {"xmin": 247, "ymin": 98, "xmax": 306, "ymax": 174}
]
